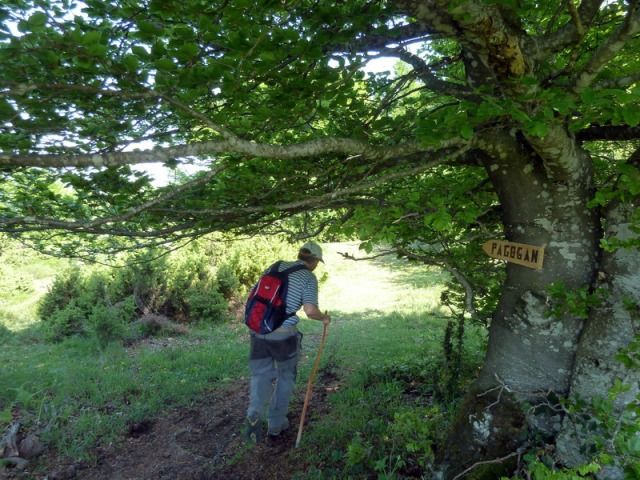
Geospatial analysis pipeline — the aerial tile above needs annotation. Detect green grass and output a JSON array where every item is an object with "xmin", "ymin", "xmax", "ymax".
[
  {"xmin": 290, "ymin": 243, "xmax": 487, "ymax": 478},
  {"xmin": 1, "ymin": 326, "xmax": 248, "ymax": 459},
  {"xmin": 0, "ymin": 243, "xmax": 69, "ymax": 331},
  {"xmin": 319, "ymin": 242, "xmax": 448, "ymax": 316},
  {"xmin": 0, "ymin": 240, "xmax": 488, "ymax": 473}
]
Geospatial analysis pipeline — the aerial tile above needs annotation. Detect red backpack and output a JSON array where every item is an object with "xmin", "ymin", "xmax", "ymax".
[{"xmin": 244, "ymin": 261, "xmax": 306, "ymax": 334}]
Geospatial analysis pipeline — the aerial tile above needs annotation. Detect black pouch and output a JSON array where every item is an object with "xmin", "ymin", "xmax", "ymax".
[{"xmin": 250, "ymin": 333, "xmax": 300, "ymax": 362}]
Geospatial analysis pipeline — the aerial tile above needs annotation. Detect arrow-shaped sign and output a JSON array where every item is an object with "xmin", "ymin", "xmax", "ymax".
[{"xmin": 482, "ymin": 240, "xmax": 544, "ymax": 270}]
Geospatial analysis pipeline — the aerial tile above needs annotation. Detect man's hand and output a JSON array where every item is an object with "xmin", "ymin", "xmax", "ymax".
[{"xmin": 303, "ymin": 303, "xmax": 331, "ymax": 325}]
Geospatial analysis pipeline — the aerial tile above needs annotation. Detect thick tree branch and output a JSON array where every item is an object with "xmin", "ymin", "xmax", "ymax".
[
  {"xmin": 528, "ymin": 0, "xmax": 605, "ymax": 61},
  {"xmin": 394, "ymin": 1, "xmax": 459, "ymax": 37},
  {"xmin": 398, "ymin": 0, "xmax": 529, "ymax": 84},
  {"xmin": 1, "ymin": 145, "xmax": 468, "ymax": 237},
  {"xmin": 595, "ymin": 71, "xmax": 640, "ymax": 89},
  {"xmin": 1, "ymin": 218, "xmax": 199, "ymax": 237},
  {"xmin": 0, "ymin": 82, "xmax": 157, "ymax": 99},
  {"xmin": 577, "ymin": 125, "xmax": 640, "ymax": 142},
  {"xmin": 524, "ymin": 124, "xmax": 584, "ymax": 181},
  {"xmin": 344, "ymin": 23, "xmax": 440, "ymax": 52},
  {"xmin": 82, "ymin": 166, "xmax": 225, "ymax": 229},
  {"xmin": 573, "ymin": 2, "xmax": 640, "ymax": 91},
  {"xmin": 568, "ymin": 1, "xmax": 585, "ymax": 37},
  {"xmin": 0, "ymin": 135, "xmax": 465, "ymax": 168},
  {"xmin": 158, "ymin": 150, "xmax": 463, "ymax": 217},
  {"xmin": 380, "ymin": 47, "xmax": 476, "ymax": 99}
]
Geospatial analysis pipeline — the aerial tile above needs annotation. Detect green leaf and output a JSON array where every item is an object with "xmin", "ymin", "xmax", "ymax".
[
  {"xmin": 475, "ymin": 101, "xmax": 503, "ymax": 121},
  {"xmin": 425, "ymin": 210, "xmax": 452, "ymax": 232},
  {"xmin": 122, "ymin": 54, "xmax": 139, "ymax": 71},
  {"xmin": 176, "ymin": 43, "xmax": 199, "ymax": 61},
  {"xmin": 85, "ymin": 43, "xmax": 108, "ymax": 57},
  {"xmin": 577, "ymin": 463, "xmax": 601, "ymax": 475},
  {"xmin": 627, "ymin": 435, "xmax": 640, "ymax": 454},
  {"xmin": 460, "ymin": 124, "xmax": 474, "ymax": 139},
  {"xmin": 151, "ymin": 42, "xmax": 167, "ymax": 58},
  {"xmin": 173, "ymin": 26, "xmax": 196, "ymax": 41},
  {"xmin": 260, "ymin": 51, "xmax": 278, "ymax": 62},
  {"xmin": 528, "ymin": 121, "xmax": 549, "ymax": 138},
  {"xmin": 81, "ymin": 30, "xmax": 103, "ymax": 45},
  {"xmin": 138, "ymin": 20, "xmax": 161, "ymax": 37},
  {"xmin": 27, "ymin": 11, "xmax": 48, "ymax": 27},
  {"xmin": 154, "ymin": 58, "xmax": 176, "ymax": 71},
  {"xmin": 622, "ymin": 104, "xmax": 640, "ymax": 127},
  {"xmin": 581, "ymin": 88, "xmax": 597, "ymax": 105},
  {"xmin": 45, "ymin": 51, "xmax": 59, "ymax": 66},
  {"xmin": 0, "ymin": 99, "xmax": 15, "ymax": 120},
  {"xmin": 131, "ymin": 46, "xmax": 149, "ymax": 59}
]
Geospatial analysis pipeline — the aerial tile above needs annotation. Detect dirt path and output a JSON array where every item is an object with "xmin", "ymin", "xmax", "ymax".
[{"xmin": 36, "ymin": 365, "xmax": 340, "ymax": 480}]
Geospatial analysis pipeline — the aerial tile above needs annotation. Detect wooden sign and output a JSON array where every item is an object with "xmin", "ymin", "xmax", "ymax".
[{"xmin": 482, "ymin": 240, "xmax": 544, "ymax": 270}]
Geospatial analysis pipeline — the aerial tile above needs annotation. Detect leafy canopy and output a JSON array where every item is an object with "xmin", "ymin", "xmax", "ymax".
[{"xmin": 0, "ymin": 1, "xmax": 638, "ymax": 272}]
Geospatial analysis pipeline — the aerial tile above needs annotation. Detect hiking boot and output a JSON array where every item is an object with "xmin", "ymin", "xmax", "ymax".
[
  {"xmin": 267, "ymin": 417, "xmax": 289, "ymax": 437},
  {"xmin": 245, "ymin": 415, "xmax": 263, "ymax": 444}
]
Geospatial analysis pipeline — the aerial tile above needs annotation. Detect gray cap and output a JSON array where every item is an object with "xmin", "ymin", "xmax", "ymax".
[{"xmin": 300, "ymin": 241, "xmax": 324, "ymax": 263}]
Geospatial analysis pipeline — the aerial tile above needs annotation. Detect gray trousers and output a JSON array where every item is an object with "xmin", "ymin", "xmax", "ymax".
[{"xmin": 247, "ymin": 328, "xmax": 302, "ymax": 432}]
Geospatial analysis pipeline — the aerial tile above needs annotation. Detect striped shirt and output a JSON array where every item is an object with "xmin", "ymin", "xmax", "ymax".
[{"xmin": 270, "ymin": 260, "xmax": 319, "ymax": 327}]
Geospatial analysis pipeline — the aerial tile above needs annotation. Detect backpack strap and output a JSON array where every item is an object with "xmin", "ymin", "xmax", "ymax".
[
  {"xmin": 267, "ymin": 260, "xmax": 283, "ymax": 274},
  {"xmin": 281, "ymin": 263, "xmax": 307, "ymax": 275},
  {"xmin": 266, "ymin": 261, "xmax": 307, "ymax": 276},
  {"xmin": 279, "ymin": 262, "xmax": 308, "ymax": 319}
]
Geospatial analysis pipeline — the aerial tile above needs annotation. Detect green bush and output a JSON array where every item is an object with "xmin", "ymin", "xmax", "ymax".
[
  {"xmin": 37, "ymin": 235, "xmax": 298, "ymax": 341},
  {"xmin": 109, "ymin": 251, "xmax": 170, "ymax": 313},
  {"xmin": 216, "ymin": 262, "xmax": 240, "ymax": 299},
  {"xmin": 37, "ymin": 268, "xmax": 83, "ymax": 319},
  {"xmin": 87, "ymin": 303, "xmax": 131, "ymax": 349},
  {"xmin": 46, "ymin": 301, "xmax": 87, "ymax": 341},
  {"xmin": 76, "ymin": 274, "xmax": 110, "ymax": 313},
  {"xmin": 165, "ymin": 251, "xmax": 214, "ymax": 318},
  {"xmin": 211, "ymin": 236, "xmax": 297, "ymax": 287},
  {"xmin": 185, "ymin": 283, "xmax": 228, "ymax": 322}
]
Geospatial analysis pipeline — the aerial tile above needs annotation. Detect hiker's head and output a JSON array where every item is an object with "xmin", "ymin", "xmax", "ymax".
[{"xmin": 298, "ymin": 241, "xmax": 324, "ymax": 270}]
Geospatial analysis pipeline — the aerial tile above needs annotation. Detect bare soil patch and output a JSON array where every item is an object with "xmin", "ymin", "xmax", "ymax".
[{"xmin": 2, "ymin": 363, "xmax": 341, "ymax": 480}]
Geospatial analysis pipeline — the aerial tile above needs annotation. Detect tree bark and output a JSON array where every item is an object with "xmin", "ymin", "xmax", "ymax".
[
  {"xmin": 556, "ymin": 200, "xmax": 640, "ymax": 475},
  {"xmin": 438, "ymin": 133, "xmax": 601, "ymax": 479}
]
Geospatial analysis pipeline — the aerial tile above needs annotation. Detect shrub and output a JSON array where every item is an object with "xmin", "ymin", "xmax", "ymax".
[
  {"xmin": 165, "ymin": 252, "xmax": 214, "ymax": 318},
  {"xmin": 37, "ymin": 268, "xmax": 83, "ymax": 319},
  {"xmin": 75, "ymin": 273, "xmax": 110, "ymax": 314},
  {"xmin": 46, "ymin": 301, "xmax": 87, "ymax": 341},
  {"xmin": 108, "ymin": 251, "xmax": 170, "ymax": 314},
  {"xmin": 87, "ymin": 303, "xmax": 130, "ymax": 349},
  {"xmin": 186, "ymin": 286, "xmax": 228, "ymax": 323},
  {"xmin": 37, "ymin": 235, "xmax": 297, "ymax": 341},
  {"xmin": 211, "ymin": 237, "xmax": 297, "ymax": 288},
  {"xmin": 216, "ymin": 263, "xmax": 240, "ymax": 299}
]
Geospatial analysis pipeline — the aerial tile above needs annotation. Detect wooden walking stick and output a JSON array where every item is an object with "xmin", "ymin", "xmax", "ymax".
[{"xmin": 295, "ymin": 319, "xmax": 329, "ymax": 448}]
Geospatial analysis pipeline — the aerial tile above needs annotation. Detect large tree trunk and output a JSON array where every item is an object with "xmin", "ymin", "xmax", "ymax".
[
  {"xmin": 556, "ymin": 200, "xmax": 640, "ymax": 477},
  {"xmin": 438, "ymin": 132, "xmax": 601, "ymax": 479}
]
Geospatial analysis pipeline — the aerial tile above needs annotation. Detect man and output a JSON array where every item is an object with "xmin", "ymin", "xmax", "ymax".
[{"xmin": 245, "ymin": 241, "xmax": 331, "ymax": 443}]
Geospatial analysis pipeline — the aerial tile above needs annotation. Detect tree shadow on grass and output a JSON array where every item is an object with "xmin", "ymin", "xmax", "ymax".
[
  {"xmin": 322, "ymin": 308, "xmax": 446, "ymax": 325},
  {"xmin": 335, "ymin": 246, "xmax": 450, "ymax": 290},
  {"xmin": 0, "ymin": 313, "xmax": 45, "ymax": 346},
  {"xmin": 374, "ymin": 255, "xmax": 449, "ymax": 288}
]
